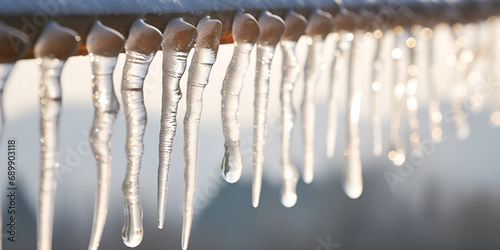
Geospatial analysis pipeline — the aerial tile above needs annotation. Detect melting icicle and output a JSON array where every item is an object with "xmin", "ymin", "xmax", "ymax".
[
  {"xmin": 326, "ymin": 32, "xmax": 340, "ymax": 159},
  {"xmin": 406, "ymin": 29, "xmax": 422, "ymax": 157},
  {"xmin": 87, "ymin": 21, "xmax": 124, "ymax": 250},
  {"xmin": 388, "ymin": 27, "xmax": 407, "ymax": 166},
  {"xmin": 327, "ymin": 30, "xmax": 351, "ymax": 158},
  {"xmin": 182, "ymin": 17, "xmax": 222, "ymax": 250},
  {"xmin": 220, "ymin": 12, "xmax": 260, "ymax": 183},
  {"xmin": 449, "ymin": 23, "xmax": 470, "ymax": 140},
  {"xmin": 370, "ymin": 30, "xmax": 384, "ymax": 156},
  {"xmin": 35, "ymin": 21, "xmax": 80, "ymax": 250},
  {"xmin": 157, "ymin": 18, "xmax": 197, "ymax": 230},
  {"xmin": 120, "ymin": 19, "xmax": 161, "ymax": 248},
  {"xmin": 252, "ymin": 11, "xmax": 285, "ymax": 208},
  {"xmin": 423, "ymin": 27, "xmax": 443, "ymax": 143},
  {"xmin": 279, "ymin": 11, "xmax": 307, "ymax": 208},
  {"xmin": 343, "ymin": 31, "xmax": 363, "ymax": 199},
  {"xmin": 301, "ymin": 10, "xmax": 332, "ymax": 184}
]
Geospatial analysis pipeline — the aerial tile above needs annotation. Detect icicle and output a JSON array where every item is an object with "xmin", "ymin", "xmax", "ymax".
[
  {"xmin": 120, "ymin": 19, "xmax": 161, "ymax": 248},
  {"xmin": 406, "ymin": 28, "xmax": 422, "ymax": 157},
  {"xmin": 327, "ymin": 30, "xmax": 350, "ymax": 159},
  {"xmin": 157, "ymin": 18, "xmax": 197, "ymax": 230},
  {"xmin": 279, "ymin": 11, "xmax": 307, "ymax": 208},
  {"xmin": 343, "ymin": 30, "xmax": 363, "ymax": 199},
  {"xmin": 35, "ymin": 21, "xmax": 80, "ymax": 250},
  {"xmin": 86, "ymin": 21, "xmax": 124, "ymax": 250},
  {"xmin": 388, "ymin": 27, "xmax": 407, "ymax": 166},
  {"xmin": 220, "ymin": 12, "xmax": 260, "ymax": 183},
  {"xmin": 449, "ymin": 23, "xmax": 470, "ymax": 140},
  {"xmin": 182, "ymin": 17, "xmax": 222, "ymax": 250},
  {"xmin": 252, "ymin": 11, "xmax": 285, "ymax": 208},
  {"xmin": 301, "ymin": 10, "xmax": 332, "ymax": 184},
  {"xmin": 423, "ymin": 27, "xmax": 443, "ymax": 143},
  {"xmin": 0, "ymin": 21, "xmax": 28, "ymax": 250},
  {"xmin": 370, "ymin": 30, "xmax": 384, "ymax": 156},
  {"xmin": 326, "ymin": 32, "xmax": 339, "ymax": 159}
]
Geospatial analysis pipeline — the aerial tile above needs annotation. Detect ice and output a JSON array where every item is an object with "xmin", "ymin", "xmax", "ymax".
[
  {"xmin": 220, "ymin": 12, "xmax": 260, "ymax": 183},
  {"xmin": 34, "ymin": 21, "xmax": 80, "ymax": 250},
  {"xmin": 279, "ymin": 11, "xmax": 307, "ymax": 208},
  {"xmin": 86, "ymin": 21, "xmax": 124, "ymax": 250},
  {"xmin": 182, "ymin": 17, "xmax": 222, "ymax": 250},
  {"xmin": 120, "ymin": 19, "xmax": 161, "ymax": 248},
  {"xmin": 301, "ymin": 9, "xmax": 332, "ymax": 184},
  {"xmin": 157, "ymin": 17, "xmax": 197, "ymax": 230},
  {"xmin": 251, "ymin": 11, "xmax": 285, "ymax": 208}
]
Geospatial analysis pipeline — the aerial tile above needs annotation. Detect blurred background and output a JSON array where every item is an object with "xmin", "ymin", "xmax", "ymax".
[{"xmin": 2, "ymin": 22, "xmax": 500, "ymax": 250}]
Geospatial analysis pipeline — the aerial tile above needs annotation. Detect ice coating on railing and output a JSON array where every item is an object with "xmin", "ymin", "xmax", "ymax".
[
  {"xmin": 34, "ymin": 21, "xmax": 80, "ymax": 250},
  {"xmin": 86, "ymin": 21, "xmax": 124, "ymax": 250},
  {"xmin": 182, "ymin": 17, "xmax": 222, "ymax": 250},
  {"xmin": 279, "ymin": 11, "xmax": 307, "ymax": 208},
  {"xmin": 301, "ymin": 9, "xmax": 332, "ymax": 184},
  {"xmin": 120, "ymin": 19, "xmax": 161, "ymax": 248},
  {"xmin": 221, "ymin": 12, "xmax": 260, "ymax": 184},
  {"xmin": 0, "ymin": 0, "xmax": 335, "ymax": 15},
  {"xmin": 157, "ymin": 17, "xmax": 197, "ymax": 230}
]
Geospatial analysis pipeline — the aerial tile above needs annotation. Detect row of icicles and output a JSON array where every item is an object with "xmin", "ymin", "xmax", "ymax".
[{"xmin": 0, "ymin": 6, "xmax": 499, "ymax": 250}]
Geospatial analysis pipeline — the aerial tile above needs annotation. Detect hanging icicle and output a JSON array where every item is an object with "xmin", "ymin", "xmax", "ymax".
[
  {"xmin": 120, "ymin": 19, "xmax": 162, "ymax": 248},
  {"xmin": 35, "ymin": 21, "xmax": 80, "ymax": 250},
  {"xmin": 279, "ymin": 11, "xmax": 307, "ymax": 208},
  {"xmin": 86, "ymin": 21, "xmax": 125, "ymax": 250}
]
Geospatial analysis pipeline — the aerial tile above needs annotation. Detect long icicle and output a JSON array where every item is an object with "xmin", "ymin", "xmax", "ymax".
[
  {"xmin": 86, "ymin": 21, "xmax": 124, "ymax": 250},
  {"xmin": 388, "ymin": 27, "xmax": 407, "ymax": 166},
  {"xmin": 0, "ymin": 21, "xmax": 29, "ymax": 250},
  {"xmin": 449, "ymin": 23, "xmax": 470, "ymax": 140},
  {"xmin": 301, "ymin": 9, "xmax": 332, "ymax": 184},
  {"xmin": 406, "ymin": 28, "xmax": 423, "ymax": 156},
  {"xmin": 252, "ymin": 11, "xmax": 285, "ymax": 208},
  {"xmin": 182, "ymin": 17, "xmax": 222, "ymax": 250},
  {"xmin": 326, "ymin": 32, "xmax": 340, "ymax": 159},
  {"xmin": 120, "ymin": 19, "xmax": 161, "ymax": 248},
  {"xmin": 370, "ymin": 30, "xmax": 384, "ymax": 156},
  {"xmin": 157, "ymin": 18, "xmax": 197, "ymax": 230},
  {"xmin": 279, "ymin": 11, "xmax": 307, "ymax": 208},
  {"xmin": 35, "ymin": 21, "xmax": 80, "ymax": 250},
  {"xmin": 423, "ymin": 27, "xmax": 443, "ymax": 143},
  {"xmin": 220, "ymin": 12, "xmax": 260, "ymax": 183},
  {"xmin": 343, "ymin": 30, "xmax": 363, "ymax": 199}
]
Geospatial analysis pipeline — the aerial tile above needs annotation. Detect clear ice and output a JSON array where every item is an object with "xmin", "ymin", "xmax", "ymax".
[
  {"xmin": 120, "ymin": 19, "xmax": 161, "ymax": 248},
  {"xmin": 370, "ymin": 31, "xmax": 384, "ymax": 156},
  {"xmin": 86, "ymin": 21, "xmax": 124, "ymax": 250},
  {"xmin": 157, "ymin": 17, "xmax": 197, "ymax": 230},
  {"xmin": 406, "ymin": 28, "xmax": 422, "ymax": 156},
  {"xmin": 220, "ymin": 12, "xmax": 260, "ymax": 183},
  {"xmin": 182, "ymin": 17, "xmax": 222, "ymax": 250},
  {"xmin": 342, "ymin": 31, "xmax": 363, "ymax": 200},
  {"xmin": 449, "ymin": 23, "xmax": 470, "ymax": 140},
  {"xmin": 388, "ymin": 27, "xmax": 407, "ymax": 166},
  {"xmin": 252, "ymin": 11, "xmax": 285, "ymax": 208},
  {"xmin": 279, "ymin": 11, "xmax": 307, "ymax": 208},
  {"xmin": 34, "ymin": 21, "xmax": 80, "ymax": 250},
  {"xmin": 301, "ymin": 10, "xmax": 332, "ymax": 184}
]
